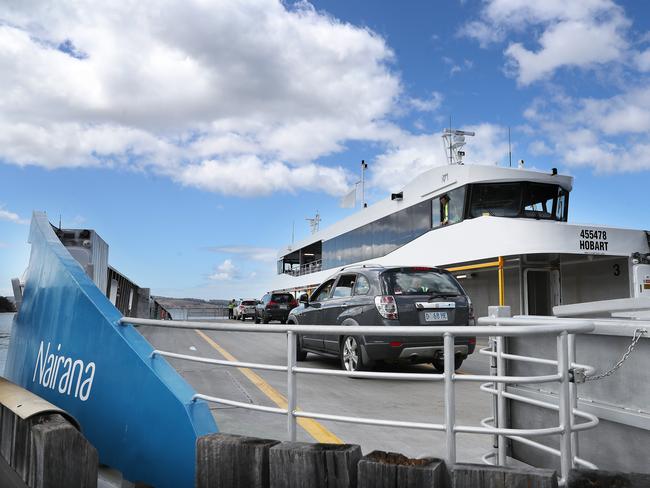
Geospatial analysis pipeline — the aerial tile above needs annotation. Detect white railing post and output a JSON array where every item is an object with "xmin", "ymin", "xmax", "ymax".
[
  {"xmin": 568, "ymin": 333, "xmax": 579, "ymax": 464},
  {"xmin": 287, "ymin": 330, "xmax": 297, "ymax": 441},
  {"xmin": 443, "ymin": 332, "xmax": 456, "ymax": 464},
  {"xmin": 557, "ymin": 331, "xmax": 573, "ymax": 483},
  {"xmin": 488, "ymin": 305, "xmax": 511, "ymax": 466}
]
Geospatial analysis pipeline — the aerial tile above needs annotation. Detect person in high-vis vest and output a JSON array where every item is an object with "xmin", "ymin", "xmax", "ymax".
[
  {"xmin": 228, "ymin": 299, "xmax": 235, "ymax": 319},
  {"xmin": 441, "ymin": 194, "xmax": 450, "ymax": 226}
]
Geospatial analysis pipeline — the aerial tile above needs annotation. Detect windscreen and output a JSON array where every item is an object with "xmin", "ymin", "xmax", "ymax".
[
  {"xmin": 242, "ymin": 300, "xmax": 256, "ymax": 305},
  {"xmin": 382, "ymin": 268, "xmax": 462, "ymax": 296},
  {"xmin": 271, "ymin": 294, "xmax": 293, "ymax": 303},
  {"xmin": 469, "ymin": 183, "xmax": 521, "ymax": 218}
]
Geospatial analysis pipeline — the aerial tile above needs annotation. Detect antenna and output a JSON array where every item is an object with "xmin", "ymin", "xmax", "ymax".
[
  {"xmin": 360, "ymin": 160, "xmax": 368, "ymax": 208},
  {"xmin": 508, "ymin": 127, "xmax": 512, "ymax": 167},
  {"xmin": 448, "ymin": 116, "xmax": 453, "ymax": 165},
  {"xmin": 306, "ymin": 212, "xmax": 321, "ymax": 234},
  {"xmin": 58, "ymin": 214, "xmax": 62, "ymax": 231},
  {"xmin": 442, "ymin": 128, "xmax": 475, "ymax": 165}
]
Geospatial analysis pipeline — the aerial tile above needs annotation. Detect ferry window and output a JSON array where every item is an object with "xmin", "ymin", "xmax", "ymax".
[
  {"xmin": 555, "ymin": 190, "xmax": 568, "ymax": 221},
  {"xmin": 433, "ymin": 186, "xmax": 466, "ymax": 228},
  {"xmin": 311, "ymin": 279, "xmax": 335, "ymax": 302},
  {"xmin": 468, "ymin": 183, "xmax": 521, "ymax": 218},
  {"xmin": 332, "ymin": 274, "xmax": 356, "ymax": 298},
  {"xmin": 354, "ymin": 275, "xmax": 370, "ymax": 295},
  {"xmin": 322, "ymin": 200, "xmax": 431, "ymax": 270},
  {"xmin": 522, "ymin": 183, "xmax": 558, "ymax": 219}
]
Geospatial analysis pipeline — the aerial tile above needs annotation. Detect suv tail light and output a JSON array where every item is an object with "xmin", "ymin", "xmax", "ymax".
[
  {"xmin": 468, "ymin": 303, "xmax": 475, "ymax": 326},
  {"xmin": 375, "ymin": 295, "xmax": 398, "ymax": 320},
  {"xmin": 289, "ymin": 299, "xmax": 298, "ymax": 308},
  {"xmin": 267, "ymin": 300, "xmax": 277, "ymax": 309}
]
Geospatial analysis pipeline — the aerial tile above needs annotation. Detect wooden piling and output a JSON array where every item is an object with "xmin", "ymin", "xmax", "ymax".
[
  {"xmin": 568, "ymin": 468, "xmax": 650, "ymax": 488},
  {"xmin": 269, "ymin": 442, "xmax": 362, "ymax": 488},
  {"xmin": 357, "ymin": 450, "xmax": 445, "ymax": 488},
  {"xmin": 449, "ymin": 463, "xmax": 558, "ymax": 488},
  {"xmin": 196, "ymin": 433, "xmax": 280, "ymax": 488}
]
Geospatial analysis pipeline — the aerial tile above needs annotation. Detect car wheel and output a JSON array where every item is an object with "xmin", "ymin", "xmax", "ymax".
[
  {"xmin": 296, "ymin": 336, "xmax": 307, "ymax": 361},
  {"xmin": 280, "ymin": 319, "xmax": 287, "ymax": 324},
  {"xmin": 255, "ymin": 315, "xmax": 261, "ymax": 324},
  {"xmin": 340, "ymin": 336, "xmax": 372, "ymax": 372},
  {"xmin": 262, "ymin": 316, "xmax": 269, "ymax": 324},
  {"xmin": 432, "ymin": 355, "xmax": 464, "ymax": 373}
]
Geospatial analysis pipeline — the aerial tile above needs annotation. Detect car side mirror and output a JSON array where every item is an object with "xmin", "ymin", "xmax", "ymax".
[{"xmin": 299, "ymin": 293, "xmax": 309, "ymax": 306}]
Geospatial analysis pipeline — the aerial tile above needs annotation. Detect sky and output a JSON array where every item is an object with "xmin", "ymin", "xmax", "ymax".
[{"xmin": 1, "ymin": 0, "xmax": 649, "ymax": 300}]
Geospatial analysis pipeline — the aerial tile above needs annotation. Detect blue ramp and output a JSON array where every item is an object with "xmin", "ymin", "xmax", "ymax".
[{"xmin": 5, "ymin": 212, "xmax": 217, "ymax": 487}]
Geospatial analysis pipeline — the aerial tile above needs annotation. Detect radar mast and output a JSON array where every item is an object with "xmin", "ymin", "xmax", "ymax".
[{"xmin": 442, "ymin": 128, "xmax": 475, "ymax": 165}]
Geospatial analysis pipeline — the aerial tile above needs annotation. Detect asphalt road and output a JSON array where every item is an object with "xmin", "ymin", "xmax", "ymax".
[{"xmin": 139, "ymin": 320, "xmax": 493, "ymax": 462}]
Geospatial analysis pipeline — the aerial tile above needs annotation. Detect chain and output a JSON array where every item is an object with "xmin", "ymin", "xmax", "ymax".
[{"xmin": 584, "ymin": 328, "xmax": 647, "ymax": 382}]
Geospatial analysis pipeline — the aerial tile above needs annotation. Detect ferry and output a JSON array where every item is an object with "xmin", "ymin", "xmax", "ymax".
[
  {"xmin": 3, "ymin": 131, "xmax": 649, "ymax": 487},
  {"xmin": 272, "ymin": 131, "xmax": 650, "ymax": 315}
]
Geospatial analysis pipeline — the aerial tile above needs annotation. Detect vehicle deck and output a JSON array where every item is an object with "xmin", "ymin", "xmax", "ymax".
[{"xmin": 140, "ymin": 321, "xmax": 493, "ymax": 461}]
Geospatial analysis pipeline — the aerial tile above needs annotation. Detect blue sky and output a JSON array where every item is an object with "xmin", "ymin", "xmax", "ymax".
[{"xmin": 1, "ymin": 0, "xmax": 649, "ymax": 299}]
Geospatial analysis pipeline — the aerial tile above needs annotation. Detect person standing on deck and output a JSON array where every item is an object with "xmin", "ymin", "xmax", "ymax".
[
  {"xmin": 441, "ymin": 194, "xmax": 450, "ymax": 226},
  {"xmin": 228, "ymin": 299, "xmax": 235, "ymax": 319}
]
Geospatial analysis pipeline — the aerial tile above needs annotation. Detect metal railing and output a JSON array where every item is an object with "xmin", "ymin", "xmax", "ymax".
[
  {"xmin": 120, "ymin": 315, "xmax": 598, "ymax": 486},
  {"xmin": 477, "ymin": 307, "xmax": 602, "ymax": 483},
  {"xmin": 283, "ymin": 259, "xmax": 322, "ymax": 276}
]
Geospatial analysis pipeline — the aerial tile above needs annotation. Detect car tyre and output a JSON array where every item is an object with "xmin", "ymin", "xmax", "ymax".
[
  {"xmin": 255, "ymin": 315, "xmax": 261, "ymax": 324},
  {"xmin": 432, "ymin": 355, "xmax": 464, "ymax": 373},
  {"xmin": 296, "ymin": 336, "xmax": 307, "ymax": 361},
  {"xmin": 280, "ymin": 319, "xmax": 287, "ymax": 324},
  {"xmin": 262, "ymin": 315, "xmax": 269, "ymax": 324},
  {"xmin": 340, "ymin": 336, "xmax": 373, "ymax": 372}
]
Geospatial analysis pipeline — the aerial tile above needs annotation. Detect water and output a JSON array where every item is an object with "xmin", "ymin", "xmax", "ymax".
[{"xmin": 0, "ymin": 313, "xmax": 14, "ymax": 375}]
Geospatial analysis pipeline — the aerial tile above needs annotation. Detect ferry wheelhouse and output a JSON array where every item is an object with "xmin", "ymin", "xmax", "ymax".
[{"xmin": 273, "ymin": 155, "xmax": 650, "ymax": 317}]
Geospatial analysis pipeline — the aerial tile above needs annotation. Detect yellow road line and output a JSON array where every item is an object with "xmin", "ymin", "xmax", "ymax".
[{"xmin": 195, "ymin": 329, "xmax": 343, "ymax": 444}]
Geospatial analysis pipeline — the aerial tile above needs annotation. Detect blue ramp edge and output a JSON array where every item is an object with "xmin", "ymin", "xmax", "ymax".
[{"xmin": 5, "ymin": 212, "xmax": 218, "ymax": 487}]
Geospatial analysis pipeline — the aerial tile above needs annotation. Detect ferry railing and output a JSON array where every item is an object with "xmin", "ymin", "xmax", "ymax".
[
  {"xmin": 477, "ymin": 307, "xmax": 601, "ymax": 482},
  {"xmin": 284, "ymin": 259, "xmax": 322, "ymax": 277},
  {"xmin": 479, "ymin": 306, "xmax": 650, "ymax": 478},
  {"xmin": 119, "ymin": 316, "xmax": 597, "ymax": 486}
]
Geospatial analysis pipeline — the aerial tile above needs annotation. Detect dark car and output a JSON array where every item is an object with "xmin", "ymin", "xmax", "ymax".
[
  {"xmin": 255, "ymin": 292, "xmax": 298, "ymax": 324},
  {"xmin": 287, "ymin": 265, "xmax": 476, "ymax": 372}
]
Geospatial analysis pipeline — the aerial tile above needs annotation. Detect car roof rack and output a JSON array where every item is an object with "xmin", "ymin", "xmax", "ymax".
[{"xmin": 338, "ymin": 263, "xmax": 384, "ymax": 272}]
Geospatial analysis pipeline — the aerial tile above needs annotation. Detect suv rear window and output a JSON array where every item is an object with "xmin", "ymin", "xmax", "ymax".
[
  {"xmin": 382, "ymin": 268, "xmax": 462, "ymax": 296},
  {"xmin": 242, "ymin": 300, "xmax": 256, "ymax": 305},
  {"xmin": 271, "ymin": 294, "xmax": 293, "ymax": 303}
]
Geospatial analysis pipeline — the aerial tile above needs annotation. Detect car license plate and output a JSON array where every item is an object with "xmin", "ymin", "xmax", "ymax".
[
  {"xmin": 280, "ymin": 305, "xmax": 287, "ymax": 309},
  {"xmin": 424, "ymin": 311, "xmax": 448, "ymax": 322}
]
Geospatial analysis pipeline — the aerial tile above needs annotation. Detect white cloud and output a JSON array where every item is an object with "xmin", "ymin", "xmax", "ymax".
[
  {"xmin": 0, "ymin": 0, "xmax": 401, "ymax": 196},
  {"xmin": 207, "ymin": 245, "xmax": 277, "ymax": 262},
  {"xmin": 457, "ymin": 20, "xmax": 504, "ymax": 47},
  {"xmin": 505, "ymin": 18, "xmax": 627, "ymax": 85},
  {"xmin": 460, "ymin": 0, "xmax": 629, "ymax": 85},
  {"xmin": 528, "ymin": 140, "xmax": 553, "ymax": 156},
  {"xmin": 523, "ymin": 86, "xmax": 650, "ymax": 171},
  {"xmin": 370, "ymin": 124, "xmax": 510, "ymax": 192},
  {"xmin": 634, "ymin": 48, "xmax": 650, "ymax": 72},
  {"xmin": 408, "ymin": 92, "xmax": 443, "ymax": 112},
  {"xmin": 175, "ymin": 156, "xmax": 349, "ymax": 196},
  {"xmin": 0, "ymin": 206, "xmax": 28, "ymax": 225},
  {"xmin": 442, "ymin": 57, "xmax": 474, "ymax": 76},
  {"xmin": 208, "ymin": 259, "xmax": 237, "ymax": 281}
]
